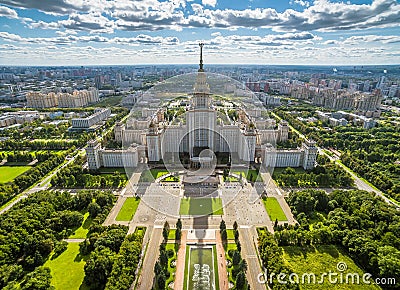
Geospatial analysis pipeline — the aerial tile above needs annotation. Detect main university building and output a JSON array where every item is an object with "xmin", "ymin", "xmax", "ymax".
[{"xmin": 86, "ymin": 45, "xmax": 317, "ymax": 171}]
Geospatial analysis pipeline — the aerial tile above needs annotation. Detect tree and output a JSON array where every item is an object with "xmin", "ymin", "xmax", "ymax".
[
  {"xmin": 220, "ymin": 229, "xmax": 227, "ymax": 242},
  {"xmin": 238, "ymin": 259, "xmax": 248, "ymax": 273},
  {"xmin": 88, "ymin": 202, "xmax": 102, "ymax": 217},
  {"xmin": 235, "ymin": 271, "xmax": 246, "ymax": 289},
  {"xmin": 175, "ymin": 228, "xmax": 182, "ymax": 241},
  {"xmin": 176, "ymin": 218, "xmax": 182, "ymax": 230},
  {"xmin": 156, "ymin": 272, "xmax": 166, "ymax": 289},
  {"xmin": 159, "ymin": 249, "xmax": 168, "ymax": 268},
  {"xmin": 162, "ymin": 227, "xmax": 169, "ymax": 241},
  {"xmin": 154, "ymin": 261, "xmax": 163, "ymax": 276},
  {"xmin": 220, "ymin": 220, "xmax": 226, "ymax": 232},
  {"xmin": 84, "ymin": 248, "xmax": 116, "ymax": 289},
  {"xmin": 20, "ymin": 267, "xmax": 53, "ymax": 290},
  {"xmin": 232, "ymin": 250, "xmax": 241, "ymax": 266},
  {"xmin": 234, "ymin": 229, "xmax": 239, "ymax": 241}
]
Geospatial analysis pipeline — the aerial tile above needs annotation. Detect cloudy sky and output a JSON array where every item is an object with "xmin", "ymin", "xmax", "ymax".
[{"xmin": 0, "ymin": 0, "xmax": 399, "ymax": 65}]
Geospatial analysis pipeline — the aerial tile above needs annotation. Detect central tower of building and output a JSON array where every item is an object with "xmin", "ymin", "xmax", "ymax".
[{"xmin": 187, "ymin": 43, "xmax": 216, "ymax": 158}]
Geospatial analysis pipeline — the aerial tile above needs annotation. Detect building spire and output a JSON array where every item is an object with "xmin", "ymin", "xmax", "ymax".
[{"xmin": 198, "ymin": 42, "xmax": 204, "ymax": 72}]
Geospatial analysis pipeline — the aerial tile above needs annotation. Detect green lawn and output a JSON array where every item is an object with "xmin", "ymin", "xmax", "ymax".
[
  {"xmin": 184, "ymin": 245, "xmax": 219, "ymax": 290},
  {"xmin": 139, "ymin": 169, "xmax": 170, "ymax": 182},
  {"xmin": 226, "ymin": 229, "xmax": 236, "ymax": 240},
  {"xmin": 179, "ymin": 197, "xmax": 223, "ymax": 215},
  {"xmin": 44, "ymin": 242, "xmax": 89, "ymax": 290},
  {"xmin": 168, "ymin": 229, "xmax": 176, "ymax": 240},
  {"xmin": 69, "ymin": 212, "xmax": 92, "ymax": 239},
  {"xmin": 262, "ymin": 197, "xmax": 288, "ymax": 221},
  {"xmin": 166, "ymin": 243, "xmax": 178, "ymax": 289},
  {"xmin": 0, "ymin": 166, "xmax": 31, "ymax": 183},
  {"xmin": 233, "ymin": 169, "xmax": 262, "ymax": 182},
  {"xmin": 282, "ymin": 245, "xmax": 381, "ymax": 290},
  {"xmin": 116, "ymin": 197, "xmax": 140, "ymax": 221}
]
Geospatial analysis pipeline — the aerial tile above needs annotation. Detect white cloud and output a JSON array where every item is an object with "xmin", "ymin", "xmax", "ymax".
[
  {"xmin": 202, "ymin": 0, "xmax": 217, "ymax": 7},
  {"xmin": 0, "ymin": 5, "xmax": 18, "ymax": 18}
]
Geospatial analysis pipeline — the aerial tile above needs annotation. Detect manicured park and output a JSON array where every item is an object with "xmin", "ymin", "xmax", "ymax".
[
  {"xmin": 179, "ymin": 197, "xmax": 223, "ymax": 215},
  {"xmin": 0, "ymin": 166, "xmax": 31, "ymax": 183},
  {"xmin": 44, "ymin": 242, "xmax": 89, "ymax": 290},
  {"xmin": 116, "ymin": 197, "xmax": 140, "ymax": 221},
  {"xmin": 262, "ymin": 197, "xmax": 288, "ymax": 221},
  {"xmin": 282, "ymin": 245, "xmax": 381, "ymax": 290}
]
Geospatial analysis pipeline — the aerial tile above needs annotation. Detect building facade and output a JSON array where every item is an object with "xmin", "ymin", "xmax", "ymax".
[
  {"xmin": 26, "ymin": 88, "xmax": 99, "ymax": 108},
  {"xmin": 86, "ymin": 46, "xmax": 317, "ymax": 170},
  {"xmin": 70, "ymin": 108, "xmax": 111, "ymax": 131}
]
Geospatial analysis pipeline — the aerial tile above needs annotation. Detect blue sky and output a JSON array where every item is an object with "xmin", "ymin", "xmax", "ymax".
[{"xmin": 0, "ymin": 0, "xmax": 399, "ymax": 65}]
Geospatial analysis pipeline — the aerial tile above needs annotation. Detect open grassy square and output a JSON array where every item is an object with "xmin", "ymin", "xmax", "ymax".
[
  {"xmin": 184, "ymin": 245, "xmax": 219, "ymax": 290},
  {"xmin": 179, "ymin": 197, "xmax": 223, "ymax": 215},
  {"xmin": 262, "ymin": 197, "xmax": 288, "ymax": 221},
  {"xmin": 44, "ymin": 242, "xmax": 89, "ymax": 290},
  {"xmin": 0, "ymin": 166, "xmax": 31, "ymax": 183},
  {"xmin": 116, "ymin": 197, "xmax": 140, "ymax": 221},
  {"xmin": 282, "ymin": 245, "xmax": 381, "ymax": 290}
]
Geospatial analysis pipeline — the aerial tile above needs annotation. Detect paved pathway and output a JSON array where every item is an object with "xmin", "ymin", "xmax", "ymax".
[
  {"xmin": 136, "ymin": 227, "xmax": 163, "ymax": 290},
  {"xmin": 174, "ymin": 231, "xmax": 187, "ymax": 290},
  {"xmin": 215, "ymin": 231, "xmax": 229, "ymax": 290},
  {"xmin": 63, "ymin": 238, "xmax": 85, "ymax": 243},
  {"xmin": 239, "ymin": 227, "xmax": 266, "ymax": 290}
]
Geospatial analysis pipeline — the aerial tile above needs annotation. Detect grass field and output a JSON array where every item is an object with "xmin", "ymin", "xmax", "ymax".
[
  {"xmin": 168, "ymin": 229, "xmax": 176, "ymax": 240},
  {"xmin": 69, "ymin": 212, "xmax": 92, "ymax": 239},
  {"xmin": 184, "ymin": 245, "xmax": 219, "ymax": 290},
  {"xmin": 226, "ymin": 229, "xmax": 236, "ymax": 240},
  {"xmin": 262, "ymin": 197, "xmax": 287, "ymax": 221},
  {"xmin": 0, "ymin": 166, "xmax": 31, "ymax": 183},
  {"xmin": 116, "ymin": 197, "xmax": 140, "ymax": 221},
  {"xmin": 233, "ymin": 169, "xmax": 262, "ymax": 182},
  {"xmin": 282, "ymin": 245, "xmax": 381, "ymax": 290},
  {"xmin": 139, "ymin": 169, "xmax": 170, "ymax": 182},
  {"xmin": 44, "ymin": 242, "xmax": 89, "ymax": 290},
  {"xmin": 179, "ymin": 197, "xmax": 223, "ymax": 215}
]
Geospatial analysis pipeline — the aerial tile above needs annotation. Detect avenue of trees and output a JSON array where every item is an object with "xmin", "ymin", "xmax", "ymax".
[
  {"xmin": 51, "ymin": 165, "xmax": 128, "ymax": 188},
  {"xmin": 221, "ymin": 220, "xmax": 249, "ymax": 289},
  {"xmin": 0, "ymin": 190, "xmax": 115, "ymax": 289},
  {"xmin": 104, "ymin": 229, "xmax": 145, "ymax": 290},
  {"xmin": 273, "ymin": 162, "xmax": 353, "ymax": 188},
  {"xmin": 0, "ymin": 152, "xmax": 67, "ymax": 207},
  {"xmin": 274, "ymin": 189, "xmax": 400, "ymax": 287}
]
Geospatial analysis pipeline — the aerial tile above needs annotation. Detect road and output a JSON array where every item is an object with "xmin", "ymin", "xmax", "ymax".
[
  {"xmin": 239, "ymin": 227, "xmax": 265, "ymax": 290},
  {"xmin": 135, "ymin": 227, "xmax": 163, "ymax": 290}
]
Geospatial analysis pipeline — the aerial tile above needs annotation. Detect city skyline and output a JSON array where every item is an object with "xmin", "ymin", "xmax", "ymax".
[{"xmin": 0, "ymin": 0, "xmax": 400, "ymax": 66}]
